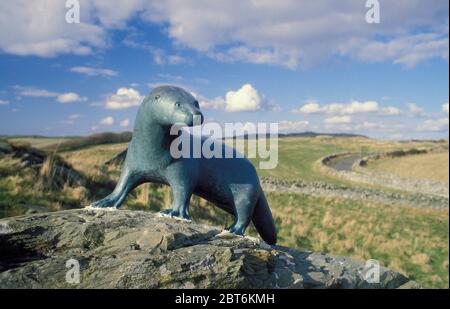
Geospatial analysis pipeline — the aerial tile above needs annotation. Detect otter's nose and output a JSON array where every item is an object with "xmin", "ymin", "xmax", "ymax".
[
  {"xmin": 184, "ymin": 104, "xmax": 204, "ymax": 125},
  {"xmin": 192, "ymin": 110, "xmax": 204, "ymax": 125}
]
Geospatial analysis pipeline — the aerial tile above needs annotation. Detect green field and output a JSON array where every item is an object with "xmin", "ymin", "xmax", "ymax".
[{"xmin": 0, "ymin": 135, "xmax": 448, "ymax": 288}]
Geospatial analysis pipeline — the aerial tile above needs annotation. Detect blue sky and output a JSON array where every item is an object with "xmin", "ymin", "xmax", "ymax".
[{"xmin": 0, "ymin": 0, "xmax": 448, "ymax": 139}]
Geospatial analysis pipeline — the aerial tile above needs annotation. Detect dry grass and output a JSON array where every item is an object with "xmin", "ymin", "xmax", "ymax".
[
  {"xmin": 37, "ymin": 154, "xmax": 57, "ymax": 190},
  {"xmin": 227, "ymin": 136, "xmax": 444, "ymax": 183},
  {"xmin": 60, "ymin": 143, "xmax": 128, "ymax": 183},
  {"xmin": 0, "ymin": 155, "xmax": 89, "ymax": 217},
  {"xmin": 369, "ymin": 152, "xmax": 449, "ymax": 183},
  {"xmin": 7, "ymin": 137, "xmax": 71, "ymax": 148}
]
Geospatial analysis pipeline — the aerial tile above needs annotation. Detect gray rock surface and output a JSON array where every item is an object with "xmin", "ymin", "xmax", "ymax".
[{"xmin": 0, "ymin": 209, "xmax": 419, "ymax": 289}]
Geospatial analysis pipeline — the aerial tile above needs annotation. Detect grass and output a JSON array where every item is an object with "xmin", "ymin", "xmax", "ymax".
[
  {"xmin": 368, "ymin": 152, "xmax": 449, "ymax": 183},
  {"xmin": 228, "ymin": 136, "xmax": 442, "ymax": 183},
  {"xmin": 263, "ymin": 192, "xmax": 449, "ymax": 289},
  {"xmin": 7, "ymin": 137, "xmax": 72, "ymax": 148},
  {"xmin": 60, "ymin": 143, "xmax": 128, "ymax": 182},
  {"xmin": 0, "ymin": 156, "xmax": 88, "ymax": 218}
]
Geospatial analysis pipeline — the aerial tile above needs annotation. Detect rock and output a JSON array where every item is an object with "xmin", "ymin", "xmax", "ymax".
[{"xmin": 0, "ymin": 209, "xmax": 419, "ymax": 289}]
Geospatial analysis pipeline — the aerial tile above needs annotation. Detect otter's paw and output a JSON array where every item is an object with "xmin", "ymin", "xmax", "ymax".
[
  {"xmin": 160, "ymin": 209, "xmax": 192, "ymax": 221},
  {"xmin": 225, "ymin": 225, "xmax": 246, "ymax": 236},
  {"xmin": 90, "ymin": 197, "xmax": 117, "ymax": 208}
]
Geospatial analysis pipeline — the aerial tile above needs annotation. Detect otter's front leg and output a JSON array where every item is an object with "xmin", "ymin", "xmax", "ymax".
[
  {"xmin": 162, "ymin": 181, "xmax": 194, "ymax": 220},
  {"xmin": 91, "ymin": 168, "xmax": 135, "ymax": 208},
  {"xmin": 162, "ymin": 161, "xmax": 197, "ymax": 220}
]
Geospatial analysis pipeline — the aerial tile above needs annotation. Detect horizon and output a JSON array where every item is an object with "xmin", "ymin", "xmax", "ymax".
[
  {"xmin": 3, "ymin": 129, "xmax": 449, "ymax": 143},
  {"xmin": 0, "ymin": 1, "xmax": 449, "ymax": 140}
]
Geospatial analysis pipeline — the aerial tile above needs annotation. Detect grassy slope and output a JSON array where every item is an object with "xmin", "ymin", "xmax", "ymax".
[
  {"xmin": 368, "ymin": 152, "xmax": 449, "ymax": 183},
  {"xmin": 7, "ymin": 137, "xmax": 73, "ymax": 148},
  {"xmin": 234, "ymin": 136, "xmax": 440, "ymax": 182}
]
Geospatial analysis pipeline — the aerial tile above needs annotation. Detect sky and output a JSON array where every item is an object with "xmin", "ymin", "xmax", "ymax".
[{"xmin": 0, "ymin": 0, "xmax": 448, "ymax": 140}]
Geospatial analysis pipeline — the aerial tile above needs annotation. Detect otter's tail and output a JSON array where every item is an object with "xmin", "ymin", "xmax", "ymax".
[{"xmin": 252, "ymin": 191, "xmax": 277, "ymax": 245}]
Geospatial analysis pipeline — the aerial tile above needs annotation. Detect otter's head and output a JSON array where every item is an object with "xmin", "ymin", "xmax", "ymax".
[{"xmin": 144, "ymin": 86, "xmax": 204, "ymax": 127}]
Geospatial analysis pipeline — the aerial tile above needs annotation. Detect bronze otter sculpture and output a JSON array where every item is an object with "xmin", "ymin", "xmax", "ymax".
[{"xmin": 91, "ymin": 86, "xmax": 277, "ymax": 245}]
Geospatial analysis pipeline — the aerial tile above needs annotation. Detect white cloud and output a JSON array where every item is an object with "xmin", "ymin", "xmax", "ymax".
[
  {"xmin": 278, "ymin": 120, "xmax": 310, "ymax": 132},
  {"xmin": 13, "ymin": 86, "xmax": 59, "ymax": 97},
  {"xmin": 197, "ymin": 84, "xmax": 277, "ymax": 112},
  {"xmin": 70, "ymin": 66, "xmax": 118, "ymax": 77},
  {"xmin": 123, "ymin": 37, "xmax": 189, "ymax": 65},
  {"xmin": 357, "ymin": 121, "xmax": 385, "ymax": 130},
  {"xmin": 13, "ymin": 86, "xmax": 86, "ymax": 103},
  {"xmin": 417, "ymin": 118, "xmax": 449, "ymax": 132},
  {"xmin": 341, "ymin": 101, "xmax": 380, "ymax": 114},
  {"xmin": 225, "ymin": 84, "xmax": 263, "ymax": 112},
  {"xmin": 293, "ymin": 100, "xmax": 400, "ymax": 116},
  {"xmin": 100, "ymin": 116, "xmax": 114, "ymax": 126},
  {"xmin": 324, "ymin": 115, "xmax": 352, "ymax": 125},
  {"xmin": 61, "ymin": 114, "xmax": 83, "ymax": 125},
  {"xmin": 211, "ymin": 46, "xmax": 299, "ymax": 69},
  {"xmin": 151, "ymin": 49, "xmax": 188, "ymax": 65},
  {"xmin": 142, "ymin": 1, "xmax": 449, "ymax": 69},
  {"xmin": 0, "ymin": 0, "xmax": 107, "ymax": 57},
  {"xmin": 0, "ymin": 99, "xmax": 9, "ymax": 105},
  {"xmin": 104, "ymin": 87, "xmax": 144, "ymax": 109},
  {"xmin": 443, "ymin": 102, "xmax": 449, "ymax": 115},
  {"xmin": 380, "ymin": 106, "xmax": 402, "ymax": 116},
  {"xmin": 200, "ymin": 96, "xmax": 226, "ymax": 110},
  {"xmin": 294, "ymin": 102, "xmax": 323, "ymax": 114},
  {"xmin": 120, "ymin": 118, "xmax": 130, "ymax": 127},
  {"xmin": 199, "ymin": 84, "xmax": 279, "ymax": 113},
  {"xmin": 408, "ymin": 103, "xmax": 424, "ymax": 116},
  {"xmin": 339, "ymin": 32, "xmax": 449, "ymax": 69},
  {"xmin": 89, "ymin": 0, "xmax": 148, "ymax": 29},
  {"xmin": 57, "ymin": 92, "xmax": 87, "ymax": 103},
  {"xmin": 1, "ymin": 1, "xmax": 447, "ymax": 69}
]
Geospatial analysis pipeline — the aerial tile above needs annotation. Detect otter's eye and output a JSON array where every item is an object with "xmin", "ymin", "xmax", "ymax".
[
  {"xmin": 175, "ymin": 102, "xmax": 181, "ymax": 108},
  {"xmin": 154, "ymin": 95, "xmax": 160, "ymax": 100}
]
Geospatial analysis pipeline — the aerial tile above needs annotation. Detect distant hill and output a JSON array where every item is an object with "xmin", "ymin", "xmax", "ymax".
[
  {"xmin": 280, "ymin": 131, "xmax": 366, "ymax": 138},
  {"xmin": 3, "ymin": 131, "xmax": 368, "ymax": 152},
  {"xmin": 228, "ymin": 131, "xmax": 367, "ymax": 139},
  {"xmin": 43, "ymin": 132, "xmax": 132, "ymax": 152}
]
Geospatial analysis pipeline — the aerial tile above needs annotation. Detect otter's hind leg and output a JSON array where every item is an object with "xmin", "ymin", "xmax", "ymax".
[
  {"xmin": 226, "ymin": 186, "xmax": 259, "ymax": 235},
  {"xmin": 91, "ymin": 168, "xmax": 136, "ymax": 208}
]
